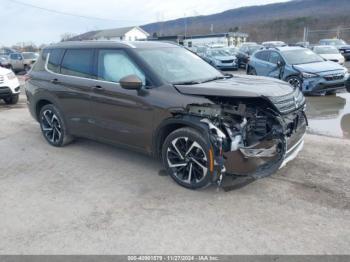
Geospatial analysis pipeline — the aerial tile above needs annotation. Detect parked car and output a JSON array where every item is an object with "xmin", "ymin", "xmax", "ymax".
[
  {"xmin": 0, "ymin": 66, "xmax": 20, "ymax": 104},
  {"xmin": 312, "ymin": 45, "xmax": 345, "ymax": 65},
  {"xmin": 237, "ymin": 44, "xmax": 263, "ymax": 68},
  {"xmin": 204, "ymin": 48, "xmax": 238, "ymax": 70},
  {"xmin": 319, "ymin": 39, "xmax": 350, "ymax": 60},
  {"xmin": 247, "ymin": 46, "xmax": 349, "ymax": 95},
  {"xmin": 25, "ymin": 41, "xmax": 306, "ymax": 189},
  {"xmin": 0, "ymin": 55, "xmax": 10, "ymax": 68},
  {"xmin": 193, "ymin": 46, "xmax": 208, "ymax": 59},
  {"xmin": 262, "ymin": 41, "xmax": 287, "ymax": 48},
  {"xmin": 22, "ymin": 52, "xmax": 38, "ymax": 65},
  {"xmin": 7, "ymin": 53, "xmax": 32, "ymax": 72},
  {"xmin": 295, "ymin": 42, "xmax": 310, "ymax": 48}
]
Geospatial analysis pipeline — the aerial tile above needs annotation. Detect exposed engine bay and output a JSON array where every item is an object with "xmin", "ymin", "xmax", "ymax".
[{"xmin": 177, "ymin": 96, "xmax": 307, "ymax": 184}]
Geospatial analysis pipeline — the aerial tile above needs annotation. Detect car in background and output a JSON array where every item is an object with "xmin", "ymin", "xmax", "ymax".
[
  {"xmin": 0, "ymin": 55, "xmax": 10, "ymax": 68},
  {"xmin": 7, "ymin": 53, "xmax": 32, "ymax": 72},
  {"xmin": 22, "ymin": 52, "xmax": 38, "ymax": 66},
  {"xmin": 262, "ymin": 41, "xmax": 287, "ymax": 48},
  {"xmin": 295, "ymin": 41, "xmax": 310, "ymax": 48},
  {"xmin": 312, "ymin": 45, "xmax": 345, "ymax": 65},
  {"xmin": 0, "ymin": 66, "xmax": 20, "ymax": 104},
  {"xmin": 192, "ymin": 46, "xmax": 208, "ymax": 59},
  {"xmin": 237, "ymin": 44, "xmax": 263, "ymax": 68},
  {"xmin": 319, "ymin": 39, "xmax": 350, "ymax": 60},
  {"xmin": 247, "ymin": 46, "xmax": 349, "ymax": 95},
  {"xmin": 204, "ymin": 48, "xmax": 238, "ymax": 70}
]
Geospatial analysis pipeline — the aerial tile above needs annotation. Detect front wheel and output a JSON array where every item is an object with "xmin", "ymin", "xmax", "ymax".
[
  {"xmin": 3, "ymin": 94, "xmax": 19, "ymax": 105},
  {"xmin": 162, "ymin": 127, "xmax": 213, "ymax": 189},
  {"xmin": 39, "ymin": 104, "xmax": 73, "ymax": 147},
  {"xmin": 286, "ymin": 76, "xmax": 303, "ymax": 90}
]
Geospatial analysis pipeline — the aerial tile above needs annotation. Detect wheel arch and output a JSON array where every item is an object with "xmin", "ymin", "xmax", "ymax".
[
  {"xmin": 152, "ymin": 116, "xmax": 210, "ymax": 159},
  {"xmin": 35, "ymin": 99, "xmax": 53, "ymax": 120}
]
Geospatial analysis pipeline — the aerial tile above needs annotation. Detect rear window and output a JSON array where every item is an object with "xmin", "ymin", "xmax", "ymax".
[
  {"xmin": 47, "ymin": 49, "xmax": 64, "ymax": 73},
  {"xmin": 60, "ymin": 49, "xmax": 94, "ymax": 78}
]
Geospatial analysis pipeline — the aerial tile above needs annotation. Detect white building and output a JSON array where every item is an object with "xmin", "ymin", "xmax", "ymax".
[
  {"xmin": 183, "ymin": 32, "xmax": 249, "ymax": 48},
  {"xmin": 71, "ymin": 26, "xmax": 150, "ymax": 41}
]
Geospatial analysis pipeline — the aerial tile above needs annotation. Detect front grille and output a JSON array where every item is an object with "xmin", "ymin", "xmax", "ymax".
[
  {"xmin": 324, "ymin": 73, "xmax": 344, "ymax": 81},
  {"xmin": 222, "ymin": 60, "xmax": 234, "ymax": 64},
  {"xmin": 268, "ymin": 88, "xmax": 305, "ymax": 114},
  {"xmin": 330, "ymin": 59, "xmax": 339, "ymax": 63},
  {"xmin": 0, "ymin": 75, "xmax": 4, "ymax": 84}
]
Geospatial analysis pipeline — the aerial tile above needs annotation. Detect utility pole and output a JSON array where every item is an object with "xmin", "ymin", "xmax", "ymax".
[
  {"xmin": 210, "ymin": 24, "xmax": 214, "ymax": 34},
  {"xmin": 303, "ymin": 27, "xmax": 308, "ymax": 42},
  {"xmin": 184, "ymin": 13, "xmax": 187, "ymax": 38}
]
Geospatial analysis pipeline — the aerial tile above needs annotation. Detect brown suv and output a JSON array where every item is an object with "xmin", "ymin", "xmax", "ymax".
[{"xmin": 25, "ymin": 41, "xmax": 307, "ymax": 189}]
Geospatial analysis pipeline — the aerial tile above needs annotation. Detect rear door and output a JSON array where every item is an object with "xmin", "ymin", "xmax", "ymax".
[
  {"xmin": 254, "ymin": 51, "xmax": 271, "ymax": 75},
  {"xmin": 50, "ymin": 48, "xmax": 95, "ymax": 138},
  {"xmin": 266, "ymin": 51, "xmax": 284, "ymax": 79},
  {"xmin": 89, "ymin": 49, "xmax": 154, "ymax": 151}
]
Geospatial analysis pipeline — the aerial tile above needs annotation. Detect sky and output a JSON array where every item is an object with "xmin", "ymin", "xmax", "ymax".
[{"xmin": 0, "ymin": 0, "xmax": 289, "ymax": 46}]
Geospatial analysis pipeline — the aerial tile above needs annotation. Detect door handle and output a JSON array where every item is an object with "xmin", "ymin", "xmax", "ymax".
[
  {"xmin": 51, "ymin": 78, "xmax": 60, "ymax": 84},
  {"xmin": 91, "ymin": 85, "xmax": 104, "ymax": 91}
]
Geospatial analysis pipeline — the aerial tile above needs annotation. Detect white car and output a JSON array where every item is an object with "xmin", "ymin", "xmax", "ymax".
[
  {"xmin": 312, "ymin": 45, "xmax": 345, "ymax": 65},
  {"xmin": 0, "ymin": 67, "xmax": 20, "ymax": 104}
]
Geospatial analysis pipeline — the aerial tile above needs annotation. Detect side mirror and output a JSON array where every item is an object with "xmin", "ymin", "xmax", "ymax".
[
  {"xmin": 277, "ymin": 60, "xmax": 284, "ymax": 67},
  {"xmin": 120, "ymin": 75, "xmax": 143, "ymax": 90}
]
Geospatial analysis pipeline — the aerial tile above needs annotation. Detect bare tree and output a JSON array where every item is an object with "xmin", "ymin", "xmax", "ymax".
[{"xmin": 60, "ymin": 32, "xmax": 77, "ymax": 42}]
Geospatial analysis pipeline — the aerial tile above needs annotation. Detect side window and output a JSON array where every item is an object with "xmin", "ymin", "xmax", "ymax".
[
  {"xmin": 10, "ymin": 53, "xmax": 22, "ymax": 60},
  {"xmin": 60, "ymin": 49, "xmax": 94, "ymax": 78},
  {"xmin": 255, "ymin": 51, "xmax": 269, "ymax": 62},
  {"xmin": 269, "ymin": 52, "xmax": 281, "ymax": 64},
  {"xmin": 48, "ymin": 49, "xmax": 64, "ymax": 73},
  {"xmin": 97, "ymin": 50, "xmax": 145, "ymax": 84}
]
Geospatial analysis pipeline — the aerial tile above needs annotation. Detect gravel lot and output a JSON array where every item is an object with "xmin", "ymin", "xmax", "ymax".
[{"xmin": 0, "ymin": 66, "xmax": 350, "ymax": 254}]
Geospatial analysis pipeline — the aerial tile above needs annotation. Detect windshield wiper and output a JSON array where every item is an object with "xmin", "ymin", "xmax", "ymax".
[{"xmin": 173, "ymin": 80, "xmax": 202, "ymax": 85}]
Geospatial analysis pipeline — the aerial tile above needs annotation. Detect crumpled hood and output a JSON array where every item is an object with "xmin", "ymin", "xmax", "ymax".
[
  {"xmin": 175, "ymin": 75, "xmax": 293, "ymax": 98},
  {"xmin": 213, "ymin": 55, "xmax": 236, "ymax": 61},
  {"xmin": 293, "ymin": 61, "xmax": 345, "ymax": 74}
]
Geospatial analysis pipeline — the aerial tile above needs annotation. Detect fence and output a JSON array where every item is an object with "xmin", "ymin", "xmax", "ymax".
[{"xmin": 304, "ymin": 27, "xmax": 350, "ymax": 44}]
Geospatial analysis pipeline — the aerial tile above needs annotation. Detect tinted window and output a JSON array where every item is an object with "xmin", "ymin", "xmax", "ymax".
[
  {"xmin": 269, "ymin": 52, "xmax": 282, "ymax": 64},
  {"xmin": 61, "ymin": 49, "xmax": 94, "ymax": 78},
  {"xmin": 255, "ymin": 51, "xmax": 269, "ymax": 61},
  {"xmin": 10, "ymin": 53, "xmax": 22, "ymax": 60},
  {"xmin": 97, "ymin": 50, "xmax": 145, "ymax": 83},
  {"xmin": 48, "ymin": 49, "xmax": 64, "ymax": 73}
]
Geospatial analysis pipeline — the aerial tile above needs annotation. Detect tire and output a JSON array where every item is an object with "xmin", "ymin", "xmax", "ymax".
[
  {"xmin": 24, "ymin": 65, "xmax": 30, "ymax": 72},
  {"xmin": 4, "ymin": 94, "xmax": 19, "ymax": 105},
  {"xmin": 162, "ymin": 127, "xmax": 213, "ymax": 189},
  {"xmin": 326, "ymin": 90, "xmax": 337, "ymax": 95},
  {"xmin": 39, "ymin": 104, "xmax": 73, "ymax": 147},
  {"xmin": 286, "ymin": 76, "xmax": 302, "ymax": 90},
  {"xmin": 247, "ymin": 67, "xmax": 257, "ymax": 75}
]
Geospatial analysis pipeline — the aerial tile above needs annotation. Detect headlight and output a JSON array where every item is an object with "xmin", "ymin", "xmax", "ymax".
[
  {"xmin": 6, "ymin": 72, "xmax": 16, "ymax": 80},
  {"xmin": 301, "ymin": 72, "xmax": 318, "ymax": 78}
]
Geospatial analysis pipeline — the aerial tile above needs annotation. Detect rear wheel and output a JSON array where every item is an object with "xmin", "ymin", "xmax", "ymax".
[
  {"xmin": 39, "ymin": 104, "xmax": 73, "ymax": 147},
  {"xmin": 162, "ymin": 127, "xmax": 213, "ymax": 189},
  {"xmin": 4, "ymin": 94, "xmax": 19, "ymax": 105}
]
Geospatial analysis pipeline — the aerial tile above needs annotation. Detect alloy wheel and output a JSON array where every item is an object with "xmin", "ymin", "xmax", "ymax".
[
  {"xmin": 41, "ymin": 109, "xmax": 62, "ymax": 144},
  {"xmin": 287, "ymin": 77, "xmax": 302, "ymax": 89},
  {"xmin": 166, "ymin": 136, "xmax": 208, "ymax": 185}
]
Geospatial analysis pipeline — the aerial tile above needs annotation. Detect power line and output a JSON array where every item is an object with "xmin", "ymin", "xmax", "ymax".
[{"xmin": 5, "ymin": 0, "xmax": 143, "ymax": 23}]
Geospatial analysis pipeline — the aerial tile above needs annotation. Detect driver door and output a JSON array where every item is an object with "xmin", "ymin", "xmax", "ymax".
[
  {"xmin": 89, "ymin": 49, "xmax": 154, "ymax": 152},
  {"xmin": 267, "ymin": 51, "xmax": 284, "ymax": 79}
]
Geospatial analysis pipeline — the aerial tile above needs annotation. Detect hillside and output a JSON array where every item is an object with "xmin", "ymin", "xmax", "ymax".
[{"xmin": 141, "ymin": 0, "xmax": 350, "ymax": 43}]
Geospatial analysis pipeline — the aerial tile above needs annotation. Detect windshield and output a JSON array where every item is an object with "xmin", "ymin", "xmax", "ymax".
[
  {"xmin": 22, "ymin": 53, "xmax": 36, "ymax": 59},
  {"xmin": 224, "ymin": 47, "xmax": 238, "ymax": 55},
  {"xmin": 209, "ymin": 49, "xmax": 231, "ymax": 56},
  {"xmin": 282, "ymin": 49, "xmax": 324, "ymax": 65},
  {"xmin": 321, "ymin": 39, "xmax": 346, "ymax": 46},
  {"xmin": 136, "ymin": 47, "xmax": 222, "ymax": 84},
  {"xmin": 248, "ymin": 45, "xmax": 262, "ymax": 53},
  {"xmin": 313, "ymin": 46, "xmax": 340, "ymax": 54}
]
